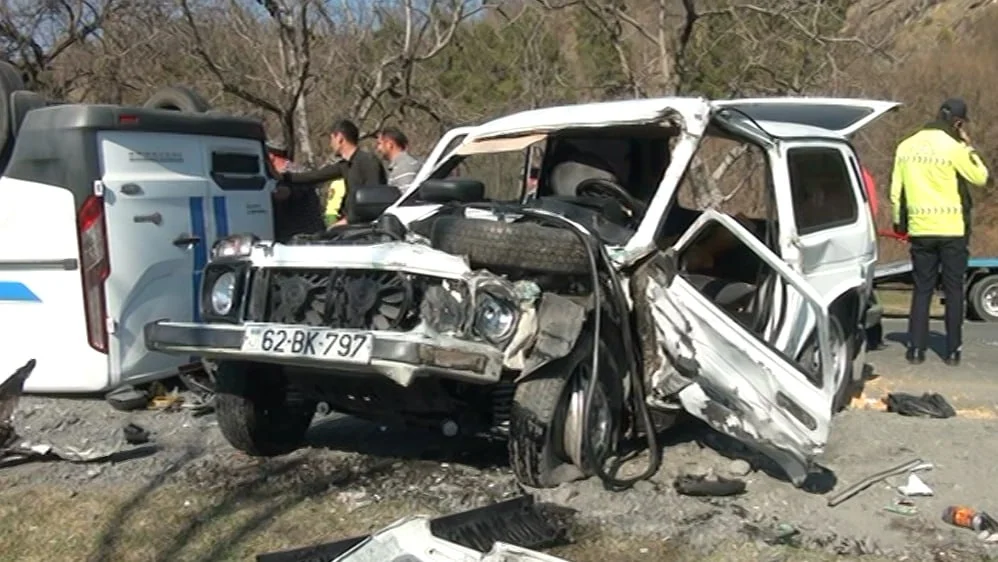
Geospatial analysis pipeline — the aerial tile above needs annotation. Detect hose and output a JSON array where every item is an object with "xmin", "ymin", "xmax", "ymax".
[{"xmin": 511, "ymin": 207, "xmax": 661, "ymax": 491}]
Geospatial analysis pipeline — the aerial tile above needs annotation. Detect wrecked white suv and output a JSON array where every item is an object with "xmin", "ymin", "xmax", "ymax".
[{"xmin": 145, "ymin": 97, "xmax": 893, "ymax": 489}]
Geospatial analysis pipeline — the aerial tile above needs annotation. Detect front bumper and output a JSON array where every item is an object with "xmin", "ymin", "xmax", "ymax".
[{"xmin": 144, "ymin": 321, "xmax": 504, "ymax": 387}]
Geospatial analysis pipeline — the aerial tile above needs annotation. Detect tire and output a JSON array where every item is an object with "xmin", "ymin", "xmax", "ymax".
[
  {"xmin": 214, "ymin": 361, "xmax": 316, "ymax": 456},
  {"xmin": 968, "ymin": 274, "xmax": 998, "ymax": 322},
  {"xmin": 143, "ymin": 85, "xmax": 211, "ymax": 113},
  {"xmin": 429, "ymin": 216, "xmax": 590, "ymax": 275},
  {"xmin": 0, "ymin": 61, "xmax": 26, "ymax": 169},
  {"xmin": 508, "ymin": 334, "xmax": 621, "ymax": 488},
  {"xmin": 8, "ymin": 91, "xmax": 45, "ymax": 137}
]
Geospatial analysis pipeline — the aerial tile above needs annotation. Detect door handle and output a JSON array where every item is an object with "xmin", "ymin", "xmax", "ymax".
[
  {"xmin": 133, "ymin": 212, "xmax": 162, "ymax": 225},
  {"xmin": 172, "ymin": 234, "xmax": 201, "ymax": 247},
  {"xmin": 120, "ymin": 183, "xmax": 143, "ymax": 195}
]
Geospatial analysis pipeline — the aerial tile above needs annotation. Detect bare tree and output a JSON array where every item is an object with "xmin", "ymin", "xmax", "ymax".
[
  {"xmin": 178, "ymin": 0, "xmax": 316, "ymax": 161},
  {"xmin": 316, "ymin": 0, "xmax": 490, "ymax": 136},
  {"xmin": 0, "ymin": 0, "xmax": 118, "ymax": 93}
]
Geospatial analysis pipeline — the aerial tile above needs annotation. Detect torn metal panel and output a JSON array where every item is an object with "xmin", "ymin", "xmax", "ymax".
[
  {"xmin": 519, "ymin": 293, "xmax": 587, "ymax": 377},
  {"xmin": 1, "ymin": 359, "xmax": 36, "ymax": 448},
  {"xmin": 332, "ymin": 517, "xmax": 570, "ymax": 562}
]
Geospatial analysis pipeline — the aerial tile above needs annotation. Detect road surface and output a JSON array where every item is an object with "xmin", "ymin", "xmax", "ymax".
[{"xmin": 864, "ymin": 318, "xmax": 998, "ymax": 413}]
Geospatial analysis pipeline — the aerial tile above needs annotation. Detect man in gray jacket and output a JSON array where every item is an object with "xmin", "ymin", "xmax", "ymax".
[{"xmin": 376, "ymin": 126, "xmax": 422, "ymax": 189}]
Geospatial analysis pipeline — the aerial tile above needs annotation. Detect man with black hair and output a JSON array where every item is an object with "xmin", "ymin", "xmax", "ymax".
[
  {"xmin": 278, "ymin": 119, "xmax": 387, "ymax": 224},
  {"xmin": 376, "ymin": 126, "xmax": 422, "ymax": 189},
  {"xmin": 890, "ymin": 98, "xmax": 990, "ymax": 366}
]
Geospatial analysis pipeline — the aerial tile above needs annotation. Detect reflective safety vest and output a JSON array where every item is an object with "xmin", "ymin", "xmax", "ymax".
[
  {"xmin": 324, "ymin": 179, "xmax": 347, "ymax": 226},
  {"xmin": 890, "ymin": 125, "xmax": 989, "ymax": 237}
]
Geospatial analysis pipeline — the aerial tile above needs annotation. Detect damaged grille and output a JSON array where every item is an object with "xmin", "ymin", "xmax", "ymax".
[{"xmin": 247, "ymin": 268, "xmax": 424, "ymax": 331}]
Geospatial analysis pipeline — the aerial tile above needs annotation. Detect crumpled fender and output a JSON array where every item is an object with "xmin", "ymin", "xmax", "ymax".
[{"xmin": 515, "ymin": 293, "xmax": 588, "ymax": 381}]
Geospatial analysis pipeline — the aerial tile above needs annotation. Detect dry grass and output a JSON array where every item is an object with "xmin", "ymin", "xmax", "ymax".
[{"xmin": 0, "ymin": 483, "xmax": 885, "ymax": 562}]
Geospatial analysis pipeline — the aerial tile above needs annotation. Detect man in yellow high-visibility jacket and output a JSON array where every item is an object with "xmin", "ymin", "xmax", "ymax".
[{"xmin": 891, "ymin": 98, "xmax": 990, "ymax": 366}]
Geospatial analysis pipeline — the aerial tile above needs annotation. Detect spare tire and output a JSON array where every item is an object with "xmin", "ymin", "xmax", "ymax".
[
  {"xmin": 9, "ymin": 91, "xmax": 45, "ymax": 137},
  {"xmin": 143, "ymin": 85, "xmax": 210, "ymax": 112},
  {"xmin": 429, "ymin": 216, "xmax": 590, "ymax": 275},
  {"xmin": 0, "ymin": 61, "xmax": 26, "ymax": 171}
]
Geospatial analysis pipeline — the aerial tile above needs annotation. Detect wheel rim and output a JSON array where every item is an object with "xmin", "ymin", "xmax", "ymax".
[
  {"xmin": 561, "ymin": 362, "xmax": 613, "ymax": 469},
  {"xmin": 983, "ymin": 285, "xmax": 998, "ymax": 317}
]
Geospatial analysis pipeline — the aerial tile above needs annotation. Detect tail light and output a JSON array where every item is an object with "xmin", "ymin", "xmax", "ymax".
[{"xmin": 78, "ymin": 195, "xmax": 110, "ymax": 353}]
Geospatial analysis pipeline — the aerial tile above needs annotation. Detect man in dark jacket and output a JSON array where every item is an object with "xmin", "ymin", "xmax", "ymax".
[{"xmin": 278, "ymin": 119, "xmax": 387, "ymax": 225}]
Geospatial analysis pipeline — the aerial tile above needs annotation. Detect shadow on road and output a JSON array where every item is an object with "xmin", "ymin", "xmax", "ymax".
[
  {"xmin": 885, "ymin": 329, "xmax": 950, "ymax": 358},
  {"xmin": 306, "ymin": 415, "xmax": 508, "ymax": 470}
]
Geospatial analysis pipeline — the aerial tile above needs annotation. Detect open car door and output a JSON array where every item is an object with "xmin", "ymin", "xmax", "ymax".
[
  {"xmin": 644, "ymin": 210, "xmax": 835, "ymax": 486},
  {"xmin": 712, "ymin": 98, "xmax": 900, "ymax": 138}
]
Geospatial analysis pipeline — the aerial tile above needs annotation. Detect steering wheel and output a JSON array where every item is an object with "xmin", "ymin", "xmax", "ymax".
[{"xmin": 575, "ymin": 178, "xmax": 648, "ymax": 224}]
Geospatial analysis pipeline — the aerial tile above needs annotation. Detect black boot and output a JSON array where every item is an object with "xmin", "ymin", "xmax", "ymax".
[
  {"xmin": 944, "ymin": 350, "xmax": 961, "ymax": 366},
  {"xmin": 905, "ymin": 348, "xmax": 926, "ymax": 365}
]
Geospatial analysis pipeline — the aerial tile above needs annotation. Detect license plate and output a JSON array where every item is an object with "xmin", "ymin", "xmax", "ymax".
[{"xmin": 241, "ymin": 324, "xmax": 373, "ymax": 363}]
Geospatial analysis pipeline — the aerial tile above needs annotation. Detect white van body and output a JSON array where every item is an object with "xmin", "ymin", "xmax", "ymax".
[{"xmin": 0, "ymin": 104, "xmax": 274, "ymax": 393}]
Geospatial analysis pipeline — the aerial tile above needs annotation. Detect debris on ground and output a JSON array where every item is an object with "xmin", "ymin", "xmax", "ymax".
[
  {"xmin": 943, "ymin": 506, "xmax": 998, "ymax": 542},
  {"xmin": 673, "ymin": 473, "xmax": 747, "ymax": 497},
  {"xmin": 123, "ymin": 423, "xmax": 150, "ymax": 445},
  {"xmin": 897, "ymin": 473, "xmax": 933, "ymax": 497},
  {"xmin": 827, "ymin": 458, "xmax": 929, "ymax": 507},
  {"xmin": 256, "ymin": 494, "xmax": 572, "ymax": 562},
  {"xmin": 148, "ymin": 381, "xmax": 185, "ymax": 411},
  {"xmin": 886, "ymin": 392, "xmax": 957, "ymax": 419},
  {"xmin": 2, "ymin": 360, "xmax": 155, "ymax": 468},
  {"xmin": 0, "ymin": 359, "xmax": 36, "ymax": 447},
  {"xmin": 105, "ymin": 384, "xmax": 150, "ymax": 412}
]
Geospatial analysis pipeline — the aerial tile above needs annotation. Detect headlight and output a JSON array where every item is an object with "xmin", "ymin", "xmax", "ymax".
[
  {"xmin": 473, "ymin": 293, "xmax": 517, "ymax": 343},
  {"xmin": 211, "ymin": 234, "xmax": 258, "ymax": 259},
  {"xmin": 210, "ymin": 272, "xmax": 237, "ymax": 315}
]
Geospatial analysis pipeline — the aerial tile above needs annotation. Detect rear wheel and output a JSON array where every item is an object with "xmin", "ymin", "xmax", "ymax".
[
  {"xmin": 968, "ymin": 274, "xmax": 998, "ymax": 322},
  {"xmin": 508, "ymin": 335, "xmax": 621, "ymax": 488},
  {"xmin": 214, "ymin": 361, "xmax": 316, "ymax": 456}
]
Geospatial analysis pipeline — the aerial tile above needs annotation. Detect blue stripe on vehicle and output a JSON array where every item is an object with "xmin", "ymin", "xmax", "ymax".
[
  {"xmin": 212, "ymin": 196, "xmax": 229, "ymax": 239},
  {"xmin": 189, "ymin": 197, "xmax": 207, "ymax": 322},
  {"xmin": 0, "ymin": 281, "xmax": 41, "ymax": 302}
]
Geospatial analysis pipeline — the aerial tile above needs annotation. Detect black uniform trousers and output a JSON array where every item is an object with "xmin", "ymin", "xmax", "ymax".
[{"xmin": 907, "ymin": 235, "xmax": 969, "ymax": 353}]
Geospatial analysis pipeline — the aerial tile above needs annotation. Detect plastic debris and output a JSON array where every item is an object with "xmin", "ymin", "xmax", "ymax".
[{"xmin": 897, "ymin": 473, "xmax": 933, "ymax": 497}]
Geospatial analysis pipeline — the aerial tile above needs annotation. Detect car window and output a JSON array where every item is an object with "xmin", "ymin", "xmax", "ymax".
[
  {"xmin": 674, "ymin": 136, "xmax": 769, "ymax": 217},
  {"xmin": 786, "ymin": 146, "xmax": 858, "ymax": 234},
  {"xmin": 443, "ymin": 151, "xmax": 528, "ymax": 202}
]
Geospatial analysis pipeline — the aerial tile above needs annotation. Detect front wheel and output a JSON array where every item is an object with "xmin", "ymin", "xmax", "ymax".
[
  {"xmin": 508, "ymin": 335, "xmax": 622, "ymax": 488},
  {"xmin": 214, "ymin": 361, "xmax": 317, "ymax": 456}
]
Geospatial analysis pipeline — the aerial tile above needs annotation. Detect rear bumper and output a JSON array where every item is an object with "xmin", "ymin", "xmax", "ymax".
[{"xmin": 144, "ymin": 320, "xmax": 504, "ymax": 387}]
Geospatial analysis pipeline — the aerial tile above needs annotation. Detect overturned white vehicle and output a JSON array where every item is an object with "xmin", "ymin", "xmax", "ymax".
[{"xmin": 146, "ymin": 97, "xmax": 892, "ymax": 488}]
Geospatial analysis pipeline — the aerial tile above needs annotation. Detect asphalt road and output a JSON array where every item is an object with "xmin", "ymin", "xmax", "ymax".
[{"xmin": 864, "ymin": 318, "xmax": 998, "ymax": 412}]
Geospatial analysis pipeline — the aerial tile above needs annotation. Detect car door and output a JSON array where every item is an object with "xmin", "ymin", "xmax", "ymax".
[
  {"xmin": 202, "ymin": 138, "xmax": 275, "ymax": 274},
  {"xmin": 99, "ymin": 131, "xmax": 210, "ymax": 385},
  {"xmin": 644, "ymin": 210, "xmax": 835, "ymax": 487}
]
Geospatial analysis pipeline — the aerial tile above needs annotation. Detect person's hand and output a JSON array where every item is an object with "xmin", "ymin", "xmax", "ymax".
[
  {"xmin": 273, "ymin": 184, "xmax": 291, "ymax": 202},
  {"xmin": 957, "ymin": 123, "xmax": 972, "ymax": 145}
]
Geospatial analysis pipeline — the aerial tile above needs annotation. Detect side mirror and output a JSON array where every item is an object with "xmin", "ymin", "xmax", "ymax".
[
  {"xmin": 417, "ymin": 178, "xmax": 485, "ymax": 204},
  {"xmin": 348, "ymin": 184, "xmax": 401, "ymax": 223}
]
